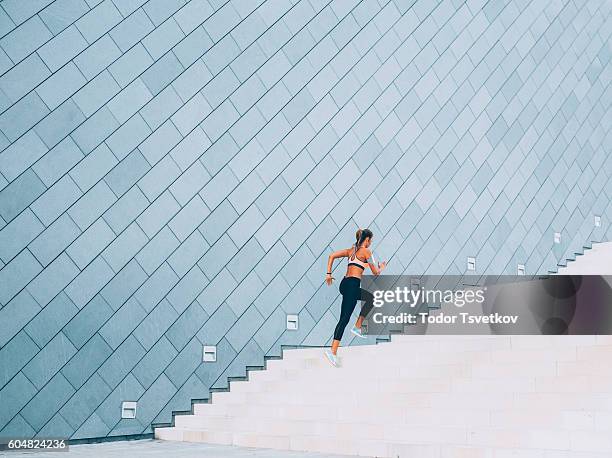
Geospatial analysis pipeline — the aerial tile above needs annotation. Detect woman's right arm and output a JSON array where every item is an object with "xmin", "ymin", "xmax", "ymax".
[
  {"xmin": 326, "ymin": 248, "xmax": 350, "ymax": 285},
  {"xmin": 366, "ymin": 249, "xmax": 387, "ymax": 275}
]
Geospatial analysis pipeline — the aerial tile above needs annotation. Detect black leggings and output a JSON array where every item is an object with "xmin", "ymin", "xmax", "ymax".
[{"xmin": 333, "ymin": 276, "xmax": 374, "ymax": 341}]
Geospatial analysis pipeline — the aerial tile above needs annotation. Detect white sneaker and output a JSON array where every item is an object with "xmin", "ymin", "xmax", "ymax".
[
  {"xmin": 350, "ymin": 326, "xmax": 367, "ymax": 339},
  {"xmin": 324, "ymin": 349, "xmax": 338, "ymax": 367}
]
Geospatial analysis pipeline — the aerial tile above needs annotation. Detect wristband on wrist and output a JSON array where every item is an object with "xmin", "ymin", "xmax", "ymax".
[{"xmin": 326, "ymin": 272, "xmax": 332, "ymax": 275}]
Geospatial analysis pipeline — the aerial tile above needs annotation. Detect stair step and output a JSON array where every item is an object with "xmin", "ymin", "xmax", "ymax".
[
  {"xmin": 158, "ymin": 424, "xmax": 612, "ymax": 455},
  {"xmin": 271, "ymin": 342, "xmax": 608, "ymax": 371}
]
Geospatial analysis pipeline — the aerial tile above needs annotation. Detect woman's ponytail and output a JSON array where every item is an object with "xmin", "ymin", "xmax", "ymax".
[{"xmin": 351, "ymin": 228, "xmax": 362, "ymax": 260}]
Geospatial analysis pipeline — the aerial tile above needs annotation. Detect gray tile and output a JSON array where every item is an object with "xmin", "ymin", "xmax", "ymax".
[
  {"xmin": 63, "ymin": 294, "xmax": 111, "ymax": 347},
  {"xmin": 197, "ymin": 233, "xmax": 237, "ymax": 280},
  {"xmin": 138, "ymin": 155, "xmax": 181, "ymax": 201},
  {"xmin": 61, "ymin": 333, "xmax": 112, "ymax": 389},
  {"xmin": 226, "ymin": 304, "xmax": 264, "ymax": 352},
  {"xmin": 171, "ymin": 93, "xmax": 211, "ymax": 136},
  {"xmin": 139, "ymin": 120, "xmax": 182, "ymax": 165},
  {"xmin": 36, "ymin": 62, "xmax": 87, "ymax": 110},
  {"xmin": 143, "ymin": 0, "xmax": 186, "ymax": 26},
  {"xmin": 0, "ymin": 370, "xmax": 38, "ymax": 431},
  {"xmin": 164, "ymin": 337, "xmax": 200, "ymax": 389},
  {"xmin": 167, "ymin": 228, "xmax": 208, "ymax": 278},
  {"xmin": 141, "ymin": 51, "xmax": 184, "ymax": 96},
  {"xmin": 227, "ymin": 237, "xmax": 264, "ymax": 281},
  {"xmin": 105, "ymin": 115, "xmax": 152, "ymax": 162},
  {"xmin": 136, "ymin": 190, "xmax": 180, "ymax": 238},
  {"xmin": 75, "ymin": 0, "xmax": 122, "ymax": 43},
  {"xmin": 200, "ymin": 166, "xmax": 239, "ymax": 210},
  {"xmin": 166, "ymin": 264, "xmax": 207, "ymax": 314},
  {"xmin": 165, "ymin": 301, "xmax": 207, "ymax": 351},
  {"xmin": 0, "ymin": 3, "xmax": 16, "ymax": 32},
  {"xmin": 201, "ymin": 67, "xmax": 240, "ymax": 109},
  {"xmin": 0, "ymin": 169, "xmax": 46, "ymax": 222},
  {"xmin": 73, "ymin": 70, "xmax": 120, "ymax": 117},
  {"xmin": 64, "ymin": 256, "xmax": 115, "ymax": 308},
  {"xmin": 23, "ymin": 331, "xmax": 77, "ymax": 390},
  {"xmin": 68, "ymin": 181, "xmax": 117, "ymax": 231},
  {"xmin": 38, "ymin": 24, "xmax": 88, "ymax": 72},
  {"xmin": 108, "ymin": 43, "xmax": 153, "ymax": 88},
  {"xmin": 169, "ymin": 160, "xmax": 210, "ymax": 205},
  {"xmin": 109, "ymin": 8, "xmax": 153, "ymax": 52},
  {"xmin": 100, "ymin": 260, "xmax": 147, "ymax": 311},
  {"xmin": 25, "ymin": 292, "xmax": 78, "ymax": 348},
  {"xmin": 135, "ymin": 227, "xmax": 179, "ymax": 276},
  {"xmin": 134, "ymin": 262, "xmax": 178, "ymax": 313},
  {"xmin": 133, "ymin": 336, "xmax": 177, "ymax": 389},
  {"xmin": 198, "ymin": 199, "xmax": 238, "ymax": 246},
  {"xmin": 0, "ymin": 92, "xmax": 49, "ymax": 142},
  {"xmin": 103, "ymin": 186, "xmax": 149, "ymax": 234},
  {"xmin": 99, "ymin": 296, "xmax": 147, "ymax": 350},
  {"xmin": 29, "ymin": 213, "xmax": 82, "ymax": 267},
  {"xmin": 33, "ymin": 137, "xmax": 84, "ymax": 187},
  {"xmin": 71, "ymin": 143, "xmax": 119, "ymax": 192},
  {"xmin": 225, "ymin": 270, "xmax": 264, "ymax": 316},
  {"xmin": 172, "ymin": 59, "xmax": 212, "ymax": 105},
  {"xmin": 134, "ymin": 373, "xmax": 175, "ymax": 425},
  {"xmin": 0, "ymin": 375, "xmax": 36, "ymax": 432},
  {"xmin": 0, "ymin": 330, "xmax": 39, "ymax": 389},
  {"xmin": 140, "ymin": 86, "xmax": 183, "ymax": 131},
  {"xmin": 174, "ymin": 26, "xmax": 213, "ymax": 68},
  {"xmin": 0, "ymin": 254, "xmax": 42, "ymax": 308},
  {"xmin": 40, "ymin": 0, "xmax": 89, "ymax": 34},
  {"xmin": 199, "ymin": 133, "xmax": 239, "ymax": 176},
  {"xmin": 0, "ymin": 15, "xmax": 52, "ymax": 62},
  {"xmin": 143, "ymin": 17, "xmax": 184, "ymax": 61},
  {"xmin": 0, "ymin": 131, "xmax": 48, "ymax": 182},
  {"xmin": 59, "ymin": 373, "xmax": 111, "ymax": 430},
  {"xmin": 0, "ymin": 209, "xmax": 44, "ymax": 263},
  {"xmin": 0, "ymin": 414, "xmax": 36, "ymax": 439},
  {"xmin": 36, "ymin": 411, "xmax": 74, "ymax": 440},
  {"xmin": 107, "ymin": 78, "xmax": 152, "ymax": 124},
  {"xmin": 66, "ymin": 219, "xmax": 115, "ymax": 270},
  {"xmin": 102, "ymin": 222, "xmax": 148, "ymax": 273},
  {"xmin": 168, "ymin": 195, "xmax": 210, "ymax": 242},
  {"xmin": 72, "ymin": 411, "xmax": 111, "ymax": 439},
  {"xmin": 71, "ymin": 107, "xmax": 119, "ymax": 155},
  {"xmin": 133, "ymin": 299, "xmax": 178, "ymax": 351},
  {"xmin": 0, "ymin": 294, "xmax": 40, "ymax": 346}
]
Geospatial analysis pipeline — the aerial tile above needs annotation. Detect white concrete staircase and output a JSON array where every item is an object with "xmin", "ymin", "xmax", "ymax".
[
  {"xmin": 155, "ymin": 335, "xmax": 612, "ymax": 457},
  {"xmin": 155, "ymin": 242, "xmax": 612, "ymax": 457},
  {"xmin": 557, "ymin": 241, "xmax": 612, "ymax": 275}
]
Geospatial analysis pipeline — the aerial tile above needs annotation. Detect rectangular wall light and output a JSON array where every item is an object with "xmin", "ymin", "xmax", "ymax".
[
  {"xmin": 121, "ymin": 401, "xmax": 137, "ymax": 419},
  {"xmin": 202, "ymin": 346, "xmax": 217, "ymax": 362},
  {"xmin": 286, "ymin": 314, "xmax": 299, "ymax": 330}
]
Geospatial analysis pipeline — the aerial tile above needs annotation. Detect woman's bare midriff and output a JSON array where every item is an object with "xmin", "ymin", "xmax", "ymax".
[{"xmin": 345, "ymin": 265, "xmax": 365, "ymax": 279}]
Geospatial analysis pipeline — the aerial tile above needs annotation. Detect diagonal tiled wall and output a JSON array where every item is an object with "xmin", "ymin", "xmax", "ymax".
[{"xmin": 0, "ymin": 0, "xmax": 610, "ymax": 441}]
